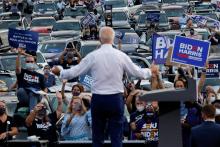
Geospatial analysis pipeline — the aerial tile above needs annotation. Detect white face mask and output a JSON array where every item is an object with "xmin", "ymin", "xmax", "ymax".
[
  {"xmin": 208, "ymin": 96, "xmax": 216, "ymax": 104},
  {"xmin": 136, "ymin": 105, "xmax": 145, "ymax": 112},
  {"xmin": 216, "ymin": 108, "xmax": 220, "ymax": 115}
]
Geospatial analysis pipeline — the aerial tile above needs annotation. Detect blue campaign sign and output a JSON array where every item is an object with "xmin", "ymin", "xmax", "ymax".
[
  {"xmin": 146, "ymin": 13, "xmax": 160, "ymax": 22},
  {"xmin": 8, "ymin": 28, "xmax": 39, "ymax": 51},
  {"xmin": 115, "ymin": 31, "xmax": 125, "ymax": 40},
  {"xmin": 171, "ymin": 36, "xmax": 210, "ymax": 68},
  {"xmin": 79, "ymin": 74, "xmax": 94, "ymax": 89},
  {"xmin": 80, "ymin": 13, "xmax": 96, "ymax": 28},
  {"xmin": 198, "ymin": 60, "xmax": 220, "ymax": 78},
  {"xmin": 152, "ymin": 33, "xmax": 171, "ymax": 64}
]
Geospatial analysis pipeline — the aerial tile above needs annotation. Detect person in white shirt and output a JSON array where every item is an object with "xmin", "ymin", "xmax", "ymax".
[{"xmin": 52, "ymin": 26, "xmax": 158, "ymax": 147}]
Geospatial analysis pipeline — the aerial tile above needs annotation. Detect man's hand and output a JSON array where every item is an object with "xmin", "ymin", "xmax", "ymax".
[
  {"xmin": 0, "ymin": 132, "xmax": 7, "ymax": 140},
  {"xmin": 17, "ymin": 48, "xmax": 25, "ymax": 55},
  {"xmin": 52, "ymin": 66, "xmax": 61, "ymax": 76},
  {"xmin": 150, "ymin": 62, "xmax": 159, "ymax": 77},
  {"xmin": 56, "ymin": 91, "xmax": 63, "ymax": 102}
]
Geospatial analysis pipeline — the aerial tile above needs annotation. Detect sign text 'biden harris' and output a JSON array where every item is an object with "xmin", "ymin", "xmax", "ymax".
[{"xmin": 171, "ymin": 36, "xmax": 210, "ymax": 68}]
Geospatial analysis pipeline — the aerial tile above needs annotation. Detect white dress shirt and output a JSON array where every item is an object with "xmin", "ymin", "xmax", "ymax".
[{"xmin": 60, "ymin": 44, "xmax": 152, "ymax": 95}]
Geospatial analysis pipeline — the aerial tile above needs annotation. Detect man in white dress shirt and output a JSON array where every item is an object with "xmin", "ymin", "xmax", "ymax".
[{"xmin": 52, "ymin": 26, "xmax": 158, "ymax": 147}]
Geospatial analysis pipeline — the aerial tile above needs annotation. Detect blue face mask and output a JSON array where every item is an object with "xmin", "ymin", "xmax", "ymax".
[{"xmin": 25, "ymin": 63, "xmax": 38, "ymax": 71}]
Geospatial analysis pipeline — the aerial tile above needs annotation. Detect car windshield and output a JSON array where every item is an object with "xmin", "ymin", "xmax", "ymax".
[
  {"xmin": 80, "ymin": 45, "xmax": 99, "ymax": 58},
  {"xmin": 112, "ymin": 12, "xmax": 127, "ymax": 21},
  {"xmin": 0, "ymin": 56, "xmax": 26, "ymax": 71},
  {"xmin": 0, "ymin": 14, "xmax": 20, "ymax": 20},
  {"xmin": 194, "ymin": 5, "xmax": 214, "ymax": 11},
  {"xmin": 34, "ymin": 3, "xmax": 56, "ymax": 12},
  {"xmin": 53, "ymin": 22, "xmax": 80, "ymax": 31},
  {"xmin": 64, "ymin": 7, "xmax": 88, "ymax": 17},
  {"xmin": 163, "ymin": 0, "xmax": 187, "ymax": 3},
  {"xmin": 114, "ymin": 34, "xmax": 140, "ymax": 44},
  {"xmin": 138, "ymin": 13, "xmax": 168, "ymax": 24},
  {"xmin": 104, "ymin": 0, "xmax": 127, "ymax": 8},
  {"xmin": 39, "ymin": 43, "xmax": 66, "ymax": 53},
  {"xmin": 0, "ymin": 75, "xmax": 17, "ymax": 89},
  {"xmin": 164, "ymin": 8, "xmax": 185, "ymax": 17},
  {"xmin": 0, "ymin": 21, "xmax": 20, "ymax": 29},
  {"xmin": 31, "ymin": 18, "xmax": 56, "ymax": 27}
]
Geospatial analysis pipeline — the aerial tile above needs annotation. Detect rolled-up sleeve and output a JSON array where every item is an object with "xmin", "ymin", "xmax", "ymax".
[
  {"xmin": 60, "ymin": 54, "xmax": 94, "ymax": 80},
  {"xmin": 123, "ymin": 55, "xmax": 152, "ymax": 79}
]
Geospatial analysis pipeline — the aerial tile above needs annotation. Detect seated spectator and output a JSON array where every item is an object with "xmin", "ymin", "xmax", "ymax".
[
  {"xmin": 16, "ymin": 48, "xmax": 46, "ymax": 111},
  {"xmin": 0, "ymin": 101, "xmax": 18, "ymax": 146},
  {"xmin": 130, "ymin": 97, "xmax": 159, "ymax": 146},
  {"xmin": 59, "ymin": 48, "xmax": 81, "ymax": 82},
  {"xmin": 90, "ymin": 24, "xmax": 99, "ymax": 40},
  {"xmin": 25, "ymin": 92, "xmax": 63, "ymax": 146},
  {"xmin": 43, "ymin": 65, "xmax": 56, "ymax": 90},
  {"xmin": 190, "ymin": 105, "xmax": 220, "ymax": 147},
  {"xmin": 61, "ymin": 97, "xmax": 91, "ymax": 140},
  {"xmin": 82, "ymin": 26, "xmax": 91, "ymax": 40}
]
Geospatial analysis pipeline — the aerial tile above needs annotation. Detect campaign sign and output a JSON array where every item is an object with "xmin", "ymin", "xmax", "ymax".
[
  {"xmin": 146, "ymin": 13, "xmax": 160, "ymax": 22},
  {"xmin": 171, "ymin": 36, "xmax": 210, "ymax": 68},
  {"xmin": 80, "ymin": 13, "xmax": 96, "ymax": 28},
  {"xmin": 152, "ymin": 33, "xmax": 172, "ymax": 64},
  {"xmin": 79, "ymin": 74, "xmax": 94, "ymax": 89},
  {"xmin": 191, "ymin": 15, "xmax": 207, "ymax": 26},
  {"xmin": 198, "ymin": 60, "xmax": 220, "ymax": 78},
  {"xmin": 8, "ymin": 28, "xmax": 39, "ymax": 51},
  {"xmin": 115, "ymin": 31, "xmax": 125, "ymax": 40}
]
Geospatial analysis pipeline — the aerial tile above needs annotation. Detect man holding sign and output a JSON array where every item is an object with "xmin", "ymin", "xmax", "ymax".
[{"xmin": 16, "ymin": 48, "xmax": 46, "ymax": 112}]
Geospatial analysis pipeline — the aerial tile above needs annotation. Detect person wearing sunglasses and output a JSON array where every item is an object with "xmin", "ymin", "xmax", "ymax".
[{"xmin": 16, "ymin": 48, "xmax": 46, "ymax": 112}]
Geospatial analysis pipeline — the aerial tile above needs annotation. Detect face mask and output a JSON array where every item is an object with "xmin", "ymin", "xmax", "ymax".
[
  {"xmin": 190, "ymin": 31, "xmax": 194, "ymax": 35},
  {"xmin": 25, "ymin": 63, "xmax": 37, "ymax": 71},
  {"xmin": 44, "ymin": 69, "xmax": 50, "ymax": 75},
  {"xmin": 38, "ymin": 107, "xmax": 47, "ymax": 118},
  {"xmin": 216, "ymin": 108, "xmax": 220, "ymax": 115},
  {"xmin": 73, "ymin": 102, "xmax": 82, "ymax": 111},
  {"xmin": 136, "ymin": 105, "xmax": 145, "ymax": 112},
  {"xmin": 0, "ymin": 107, "xmax": 6, "ymax": 116},
  {"xmin": 208, "ymin": 96, "xmax": 216, "ymax": 104},
  {"xmin": 66, "ymin": 52, "xmax": 74, "ymax": 59},
  {"xmin": 72, "ymin": 91, "xmax": 80, "ymax": 96}
]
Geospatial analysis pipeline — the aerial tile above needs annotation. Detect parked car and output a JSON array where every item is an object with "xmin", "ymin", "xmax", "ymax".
[
  {"xmin": 189, "ymin": 2, "xmax": 215, "ymax": 14},
  {"xmin": 100, "ymin": 9, "xmax": 130, "ymax": 28},
  {"xmin": 38, "ymin": 38, "xmax": 76, "ymax": 66},
  {"xmin": 32, "ymin": 2, "xmax": 58, "ymax": 19},
  {"xmin": 162, "ymin": 5, "xmax": 185, "ymax": 30},
  {"xmin": 63, "ymin": 6, "xmax": 88, "ymax": 20},
  {"xmin": 30, "ymin": 17, "xmax": 56, "ymax": 33},
  {"xmin": 51, "ymin": 19, "xmax": 81, "ymax": 40},
  {"xmin": 76, "ymin": 40, "xmax": 101, "ymax": 58},
  {"xmin": 0, "ymin": 12, "xmax": 29, "ymax": 47},
  {"xmin": 136, "ymin": 10, "xmax": 170, "ymax": 32}
]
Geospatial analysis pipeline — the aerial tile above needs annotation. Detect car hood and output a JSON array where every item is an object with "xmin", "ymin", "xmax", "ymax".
[
  {"xmin": 43, "ymin": 53, "xmax": 61, "ymax": 59},
  {"xmin": 51, "ymin": 30, "xmax": 80, "ymax": 37},
  {"xmin": 120, "ymin": 44, "xmax": 139, "ymax": 53},
  {"xmin": 31, "ymin": 26, "xmax": 52, "ymax": 33}
]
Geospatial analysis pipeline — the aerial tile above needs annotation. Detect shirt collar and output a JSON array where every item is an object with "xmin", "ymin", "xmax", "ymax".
[
  {"xmin": 101, "ymin": 44, "xmax": 113, "ymax": 49},
  {"xmin": 204, "ymin": 119, "xmax": 215, "ymax": 122}
]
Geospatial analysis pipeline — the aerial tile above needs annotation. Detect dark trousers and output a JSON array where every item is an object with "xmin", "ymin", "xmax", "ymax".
[{"xmin": 91, "ymin": 93, "xmax": 124, "ymax": 147}]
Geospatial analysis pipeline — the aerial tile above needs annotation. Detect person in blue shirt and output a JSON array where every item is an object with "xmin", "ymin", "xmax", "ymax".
[
  {"xmin": 43, "ymin": 65, "xmax": 56, "ymax": 90},
  {"xmin": 61, "ymin": 97, "xmax": 92, "ymax": 140}
]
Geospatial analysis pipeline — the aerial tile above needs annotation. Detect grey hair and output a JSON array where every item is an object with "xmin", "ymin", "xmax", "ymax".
[{"xmin": 99, "ymin": 27, "xmax": 115, "ymax": 43}]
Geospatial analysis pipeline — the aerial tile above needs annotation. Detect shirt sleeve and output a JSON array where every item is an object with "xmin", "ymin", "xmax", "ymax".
[
  {"xmin": 123, "ymin": 54, "xmax": 152, "ymax": 79},
  {"xmin": 60, "ymin": 54, "xmax": 94, "ymax": 80}
]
